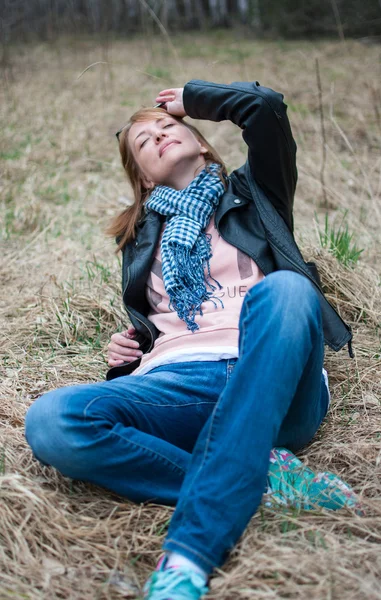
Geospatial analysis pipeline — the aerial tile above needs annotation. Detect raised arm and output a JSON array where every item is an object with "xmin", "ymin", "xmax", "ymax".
[{"xmin": 156, "ymin": 81, "xmax": 297, "ymax": 231}]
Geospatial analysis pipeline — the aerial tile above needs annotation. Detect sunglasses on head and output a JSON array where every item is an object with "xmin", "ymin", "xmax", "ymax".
[{"xmin": 115, "ymin": 102, "xmax": 166, "ymax": 141}]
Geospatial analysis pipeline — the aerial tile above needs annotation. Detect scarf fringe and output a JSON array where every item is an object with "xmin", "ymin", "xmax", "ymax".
[{"xmin": 169, "ymin": 240, "xmax": 223, "ymax": 331}]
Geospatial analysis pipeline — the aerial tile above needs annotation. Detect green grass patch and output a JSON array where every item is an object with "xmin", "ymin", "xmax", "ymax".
[
  {"xmin": 316, "ymin": 211, "xmax": 364, "ymax": 267},
  {"xmin": 1, "ymin": 207, "xmax": 17, "ymax": 239},
  {"xmin": 40, "ymin": 180, "xmax": 72, "ymax": 205},
  {"xmin": 82, "ymin": 257, "xmax": 113, "ymax": 284},
  {"xmin": 0, "ymin": 446, "xmax": 5, "ymax": 474},
  {"xmin": 144, "ymin": 65, "xmax": 172, "ymax": 81},
  {"xmin": 0, "ymin": 149, "xmax": 23, "ymax": 161},
  {"xmin": 287, "ymin": 102, "xmax": 310, "ymax": 117}
]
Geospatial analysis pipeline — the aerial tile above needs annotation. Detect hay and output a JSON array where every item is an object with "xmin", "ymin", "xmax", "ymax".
[{"xmin": 0, "ymin": 35, "xmax": 380, "ymax": 598}]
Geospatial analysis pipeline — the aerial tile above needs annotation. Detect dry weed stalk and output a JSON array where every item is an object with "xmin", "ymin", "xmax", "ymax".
[{"xmin": 315, "ymin": 58, "xmax": 329, "ymax": 209}]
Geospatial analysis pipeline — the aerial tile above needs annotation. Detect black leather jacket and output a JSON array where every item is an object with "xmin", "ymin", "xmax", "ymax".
[{"xmin": 106, "ymin": 80, "xmax": 352, "ymax": 381}]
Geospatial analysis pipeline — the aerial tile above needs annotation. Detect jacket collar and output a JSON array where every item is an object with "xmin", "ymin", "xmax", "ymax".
[
  {"xmin": 137, "ymin": 180, "xmax": 248, "ymax": 231},
  {"xmin": 215, "ymin": 180, "xmax": 249, "ymax": 225}
]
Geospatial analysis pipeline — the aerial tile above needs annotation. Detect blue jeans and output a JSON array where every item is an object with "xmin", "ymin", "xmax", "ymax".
[{"xmin": 25, "ymin": 271, "xmax": 328, "ymax": 574}]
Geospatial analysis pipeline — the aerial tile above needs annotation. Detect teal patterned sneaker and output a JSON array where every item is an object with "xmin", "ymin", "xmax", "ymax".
[
  {"xmin": 265, "ymin": 448, "xmax": 362, "ymax": 513},
  {"xmin": 143, "ymin": 556, "xmax": 209, "ymax": 600}
]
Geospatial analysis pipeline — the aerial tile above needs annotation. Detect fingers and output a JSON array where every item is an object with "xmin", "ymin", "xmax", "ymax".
[
  {"xmin": 123, "ymin": 326, "xmax": 136, "ymax": 337},
  {"xmin": 107, "ymin": 328, "xmax": 143, "ymax": 367},
  {"xmin": 110, "ymin": 332, "xmax": 140, "ymax": 348},
  {"xmin": 155, "ymin": 95, "xmax": 175, "ymax": 104},
  {"xmin": 108, "ymin": 357, "xmax": 138, "ymax": 367},
  {"xmin": 156, "ymin": 88, "xmax": 176, "ymax": 99},
  {"xmin": 108, "ymin": 353, "xmax": 141, "ymax": 366},
  {"xmin": 107, "ymin": 346, "xmax": 143, "ymax": 366},
  {"xmin": 154, "ymin": 88, "xmax": 185, "ymax": 117},
  {"xmin": 108, "ymin": 358, "xmax": 124, "ymax": 366},
  {"xmin": 155, "ymin": 88, "xmax": 183, "ymax": 106},
  {"xmin": 108, "ymin": 341, "xmax": 142, "ymax": 356},
  {"xmin": 108, "ymin": 340, "xmax": 142, "ymax": 354}
]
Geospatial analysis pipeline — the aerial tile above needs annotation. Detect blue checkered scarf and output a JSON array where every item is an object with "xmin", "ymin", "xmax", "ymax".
[{"xmin": 145, "ymin": 163, "xmax": 226, "ymax": 331}]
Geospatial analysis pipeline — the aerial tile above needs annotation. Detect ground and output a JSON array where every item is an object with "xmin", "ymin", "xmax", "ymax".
[{"xmin": 0, "ymin": 32, "xmax": 380, "ymax": 599}]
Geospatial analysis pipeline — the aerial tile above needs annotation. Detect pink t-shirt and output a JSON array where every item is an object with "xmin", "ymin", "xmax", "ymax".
[{"xmin": 132, "ymin": 214, "xmax": 264, "ymax": 376}]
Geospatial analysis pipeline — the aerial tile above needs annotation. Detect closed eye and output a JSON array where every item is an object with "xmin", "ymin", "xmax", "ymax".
[
  {"xmin": 140, "ymin": 138, "xmax": 149, "ymax": 149},
  {"xmin": 163, "ymin": 123, "xmax": 174, "ymax": 128}
]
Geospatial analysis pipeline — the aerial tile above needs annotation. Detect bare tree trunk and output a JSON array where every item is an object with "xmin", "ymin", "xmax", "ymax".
[
  {"xmin": 220, "ymin": 0, "xmax": 228, "ymax": 25},
  {"xmin": 86, "ymin": 0, "xmax": 102, "ymax": 33},
  {"xmin": 330, "ymin": 0, "xmax": 345, "ymax": 43},
  {"xmin": 183, "ymin": 0, "xmax": 194, "ymax": 27},
  {"xmin": 208, "ymin": 0, "xmax": 218, "ymax": 25},
  {"xmin": 111, "ymin": 0, "xmax": 123, "ymax": 31},
  {"xmin": 126, "ymin": 0, "xmax": 138, "ymax": 23},
  {"xmin": 0, "ymin": 0, "xmax": 14, "ymax": 80},
  {"xmin": 160, "ymin": 0, "xmax": 169, "ymax": 30},
  {"xmin": 237, "ymin": 0, "xmax": 249, "ymax": 22},
  {"xmin": 251, "ymin": 0, "xmax": 262, "ymax": 33},
  {"xmin": 208, "ymin": 0, "xmax": 230, "ymax": 27},
  {"xmin": 165, "ymin": 0, "xmax": 179, "ymax": 28},
  {"xmin": 194, "ymin": 0, "xmax": 206, "ymax": 29},
  {"xmin": 3, "ymin": 0, "xmax": 379, "ymax": 40}
]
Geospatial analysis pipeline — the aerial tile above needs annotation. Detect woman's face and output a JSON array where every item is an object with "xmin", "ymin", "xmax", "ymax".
[{"xmin": 128, "ymin": 115, "xmax": 207, "ymax": 189}]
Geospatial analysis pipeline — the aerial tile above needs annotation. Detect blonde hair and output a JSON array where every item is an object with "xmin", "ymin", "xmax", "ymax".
[{"xmin": 107, "ymin": 108, "xmax": 227, "ymax": 252}]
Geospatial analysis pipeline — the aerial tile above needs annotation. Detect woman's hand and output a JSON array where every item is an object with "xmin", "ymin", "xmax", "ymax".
[
  {"xmin": 107, "ymin": 327, "xmax": 143, "ymax": 367},
  {"xmin": 155, "ymin": 88, "xmax": 186, "ymax": 118}
]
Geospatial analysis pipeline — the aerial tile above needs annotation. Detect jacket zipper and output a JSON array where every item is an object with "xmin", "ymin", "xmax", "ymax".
[{"xmin": 123, "ymin": 266, "xmax": 154, "ymax": 352}]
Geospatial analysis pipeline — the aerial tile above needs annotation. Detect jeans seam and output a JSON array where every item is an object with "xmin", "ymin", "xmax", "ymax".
[
  {"xmin": 164, "ymin": 539, "xmax": 215, "ymax": 568},
  {"xmin": 84, "ymin": 396, "xmax": 215, "ymax": 412},
  {"xmin": 109, "ymin": 429, "xmax": 186, "ymax": 475},
  {"xmin": 122, "ymin": 400, "xmax": 216, "ymax": 408},
  {"xmin": 190, "ymin": 403, "xmax": 219, "ymax": 482},
  {"xmin": 176, "ymin": 364, "xmax": 230, "ymax": 517},
  {"xmin": 84, "ymin": 397, "xmax": 187, "ymax": 475},
  {"xmin": 239, "ymin": 295, "xmax": 252, "ymax": 356}
]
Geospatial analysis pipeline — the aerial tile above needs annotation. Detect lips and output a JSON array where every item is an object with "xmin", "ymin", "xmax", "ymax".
[{"xmin": 159, "ymin": 140, "xmax": 180, "ymax": 157}]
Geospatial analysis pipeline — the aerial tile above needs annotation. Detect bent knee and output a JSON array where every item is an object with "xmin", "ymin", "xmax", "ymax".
[
  {"xmin": 244, "ymin": 271, "xmax": 322, "ymax": 335},
  {"xmin": 26, "ymin": 390, "xmax": 68, "ymax": 466},
  {"xmin": 267, "ymin": 270, "xmax": 316, "ymax": 296},
  {"xmin": 254, "ymin": 271, "xmax": 319, "ymax": 310},
  {"xmin": 25, "ymin": 387, "xmax": 91, "ymax": 477}
]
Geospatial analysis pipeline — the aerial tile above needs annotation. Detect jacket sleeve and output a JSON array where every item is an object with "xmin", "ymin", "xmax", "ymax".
[{"xmin": 183, "ymin": 80, "xmax": 297, "ymax": 231}]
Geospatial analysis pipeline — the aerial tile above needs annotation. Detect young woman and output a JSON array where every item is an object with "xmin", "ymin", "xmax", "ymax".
[{"xmin": 25, "ymin": 80, "xmax": 359, "ymax": 600}]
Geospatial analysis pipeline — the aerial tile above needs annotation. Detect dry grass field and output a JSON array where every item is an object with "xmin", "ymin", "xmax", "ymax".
[{"xmin": 0, "ymin": 32, "xmax": 380, "ymax": 599}]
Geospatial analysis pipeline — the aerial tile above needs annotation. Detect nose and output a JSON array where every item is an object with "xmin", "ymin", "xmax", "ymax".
[{"xmin": 154, "ymin": 129, "xmax": 167, "ymax": 143}]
